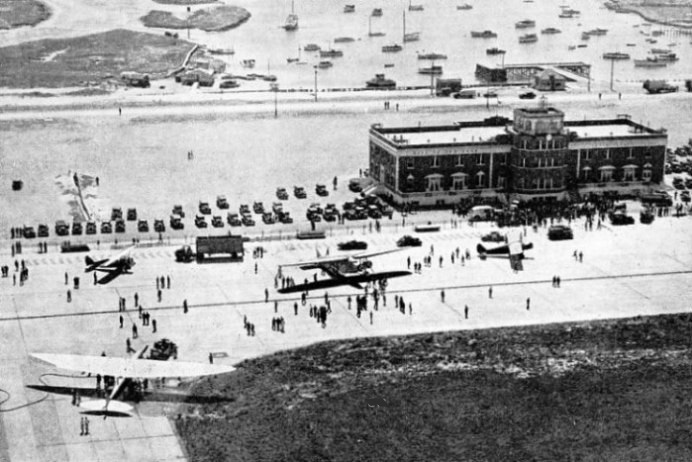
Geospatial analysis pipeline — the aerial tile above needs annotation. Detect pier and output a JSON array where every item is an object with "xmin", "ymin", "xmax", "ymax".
[{"xmin": 475, "ymin": 61, "xmax": 591, "ymax": 84}]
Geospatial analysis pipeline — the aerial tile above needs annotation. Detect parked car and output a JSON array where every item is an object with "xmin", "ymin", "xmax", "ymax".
[
  {"xmin": 127, "ymin": 208, "xmax": 137, "ymax": 221},
  {"xmin": 338, "ymin": 240, "xmax": 368, "ymax": 251},
  {"xmin": 609, "ymin": 212, "xmax": 635, "ymax": 225},
  {"xmin": 548, "ymin": 225, "xmax": 573, "ymax": 240},
  {"xmin": 195, "ymin": 215, "xmax": 208, "ymax": 228},
  {"xmin": 211, "ymin": 216, "xmax": 224, "ymax": 228},
  {"xmin": 278, "ymin": 211, "xmax": 293, "ymax": 224},
  {"xmin": 216, "ymin": 195, "xmax": 229, "ymax": 209},
  {"xmin": 397, "ymin": 235, "xmax": 422, "ymax": 247},
  {"xmin": 172, "ymin": 205, "xmax": 185, "ymax": 218},
  {"xmin": 519, "ymin": 91, "xmax": 536, "ymax": 99},
  {"xmin": 23, "ymin": 226, "xmax": 36, "ymax": 239},
  {"xmin": 138, "ymin": 220, "xmax": 149, "ymax": 232},
  {"xmin": 242, "ymin": 214, "xmax": 256, "ymax": 226},
  {"xmin": 481, "ymin": 231, "xmax": 506, "ymax": 242},
  {"xmin": 115, "ymin": 220, "xmax": 126, "ymax": 233},
  {"xmin": 72, "ymin": 222, "xmax": 83, "ymax": 235},
  {"xmin": 111, "ymin": 207, "xmax": 123, "ymax": 221},
  {"xmin": 170, "ymin": 215, "xmax": 184, "ymax": 230},
  {"xmin": 262, "ymin": 212, "xmax": 275, "ymax": 224},
  {"xmin": 239, "ymin": 204, "xmax": 251, "ymax": 215},
  {"xmin": 86, "ymin": 221, "xmax": 97, "ymax": 235},
  {"xmin": 367, "ymin": 205, "xmax": 382, "ymax": 219},
  {"xmin": 101, "ymin": 221, "xmax": 113, "ymax": 234},
  {"xmin": 276, "ymin": 187, "xmax": 289, "ymax": 200},
  {"xmin": 482, "ymin": 90, "xmax": 498, "ymax": 98},
  {"xmin": 154, "ymin": 219, "xmax": 165, "ymax": 233},
  {"xmin": 294, "ymin": 186, "xmax": 307, "ymax": 199},
  {"xmin": 253, "ymin": 202, "xmax": 265, "ymax": 214},
  {"xmin": 227, "ymin": 213, "xmax": 242, "ymax": 226},
  {"xmin": 316, "ymin": 184, "xmax": 329, "ymax": 196},
  {"xmin": 37, "ymin": 224, "xmax": 49, "ymax": 237},
  {"xmin": 56, "ymin": 220, "xmax": 70, "ymax": 236},
  {"xmin": 199, "ymin": 201, "xmax": 212, "ymax": 215},
  {"xmin": 640, "ymin": 209, "xmax": 655, "ymax": 224},
  {"xmin": 272, "ymin": 202, "xmax": 284, "ymax": 214}
]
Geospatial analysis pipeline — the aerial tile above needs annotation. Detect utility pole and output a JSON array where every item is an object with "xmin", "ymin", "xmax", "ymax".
[
  {"xmin": 271, "ymin": 83, "xmax": 279, "ymax": 118},
  {"xmin": 430, "ymin": 59, "xmax": 435, "ymax": 96},
  {"xmin": 187, "ymin": 6, "xmax": 191, "ymax": 39},
  {"xmin": 313, "ymin": 66, "xmax": 318, "ymax": 102},
  {"xmin": 609, "ymin": 57, "xmax": 615, "ymax": 91}
]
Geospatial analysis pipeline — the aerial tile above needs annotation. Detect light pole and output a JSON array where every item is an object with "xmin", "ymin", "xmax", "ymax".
[
  {"xmin": 313, "ymin": 66, "xmax": 318, "ymax": 102},
  {"xmin": 271, "ymin": 83, "xmax": 279, "ymax": 118}
]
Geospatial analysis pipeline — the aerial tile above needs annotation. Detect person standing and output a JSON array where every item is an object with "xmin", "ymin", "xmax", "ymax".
[
  {"xmin": 526, "ymin": 297, "xmax": 531, "ymax": 311},
  {"xmin": 209, "ymin": 353, "xmax": 213, "ymax": 364},
  {"xmin": 464, "ymin": 305, "xmax": 469, "ymax": 319},
  {"xmin": 441, "ymin": 290, "xmax": 445, "ymax": 303},
  {"xmin": 488, "ymin": 286, "xmax": 493, "ymax": 299},
  {"xmin": 152, "ymin": 319, "xmax": 157, "ymax": 333},
  {"xmin": 119, "ymin": 315, "xmax": 123, "ymax": 328}
]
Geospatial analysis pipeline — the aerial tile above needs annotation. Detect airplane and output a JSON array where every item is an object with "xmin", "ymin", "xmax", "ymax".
[
  {"xmin": 31, "ymin": 346, "xmax": 235, "ymax": 416},
  {"xmin": 85, "ymin": 245, "xmax": 136, "ymax": 284},
  {"xmin": 277, "ymin": 249, "xmax": 411, "ymax": 294},
  {"xmin": 477, "ymin": 241, "xmax": 533, "ymax": 271}
]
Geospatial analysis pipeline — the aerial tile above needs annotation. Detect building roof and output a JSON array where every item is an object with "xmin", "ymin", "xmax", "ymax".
[
  {"xmin": 382, "ymin": 125, "xmax": 507, "ymax": 146},
  {"xmin": 568, "ymin": 123, "xmax": 656, "ymax": 139},
  {"xmin": 534, "ymin": 68, "xmax": 566, "ymax": 81}
]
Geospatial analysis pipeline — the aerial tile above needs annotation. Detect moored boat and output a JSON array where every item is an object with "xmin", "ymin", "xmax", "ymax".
[
  {"xmin": 634, "ymin": 59, "xmax": 666, "ymax": 67},
  {"xmin": 471, "ymin": 30, "xmax": 497, "ymax": 38},
  {"xmin": 304, "ymin": 43, "xmax": 320, "ymax": 52},
  {"xmin": 418, "ymin": 52, "xmax": 448, "ymax": 60},
  {"xmin": 372, "ymin": 8, "xmax": 383, "ymax": 17},
  {"xmin": 602, "ymin": 52, "xmax": 630, "ymax": 60},
  {"xmin": 418, "ymin": 65, "xmax": 443, "ymax": 75},
  {"xmin": 486, "ymin": 47, "xmax": 506, "ymax": 55},
  {"xmin": 317, "ymin": 60, "xmax": 333, "ymax": 69},
  {"xmin": 366, "ymin": 73, "xmax": 396, "ymax": 88},
  {"xmin": 319, "ymin": 49, "xmax": 343, "ymax": 58},
  {"xmin": 343, "ymin": 4, "xmax": 355, "ymax": 13},
  {"xmin": 382, "ymin": 43, "xmax": 403, "ymax": 52},
  {"xmin": 515, "ymin": 19, "xmax": 536, "ymax": 28},
  {"xmin": 541, "ymin": 27, "xmax": 561, "ymax": 34},
  {"xmin": 334, "ymin": 37, "xmax": 355, "ymax": 43},
  {"xmin": 519, "ymin": 33, "xmax": 538, "ymax": 43},
  {"xmin": 457, "ymin": 4, "xmax": 472, "ymax": 9}
]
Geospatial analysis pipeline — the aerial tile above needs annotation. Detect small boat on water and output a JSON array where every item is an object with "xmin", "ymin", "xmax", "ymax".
[
  {"xmin": 602, "ymin": 52, "xmax": 630, "ymax": 60},
  {"xmin": 646, "ymin": 38, "xmax": 658, "ymax": 44},
  {"xmin": 471, "ymin": 30, "xmax": 497, "ymax": 38},
  {"xmin": 372, "ymin": 8, "xmax": 383, "ymax": 17},
  {"xmin": 581, "ymin": 32, "xmax": 590, "ymax": 40},
  {"xmin": 515, "ymin": 19, "xmax": 536, "ymax": 29},
  {"xmin": 343, "ymin": 4, "xmax": 355, "ymax": 13},
  {"xmin": 577, "ymin": 44, "xmax": 587, "ymax": 48},
  {"xmin": 650, "ymin": 48, "xmax": 671, "ymax": 54},
  {"xmin": 652, "ymin": 30, "xmax": 664, "ymax": 36},
  {"xmin": 562, "ymin": 8, "xmax": 580, "ymax": 14},
  {"xmin": 382, "ymin": 43, "xmax": 403, "ymax": 52},
  {"xmin": 486, "ymin": 47, "xmax": 506, "ymax": 55},
  {"xmin": 541, "ymin": 27, "xmax": 561, "ymax": 34},
  {"xmin": 366, "ymin": 73, "xmax": 396, "ymax": 88},
  {"xmin": 418, "ymin": 65, "xmax": 443, "ymax": 75},
  {"xmin": 317, "ymin": 61, "xmax": 333, "ymax": 69},
  {"xmin": 404, "ymin": 32, "xmax": 420, "ymax": 42},
  {"xmin": 568, "ymin": 45, "xmax": 576, "ymax": 50},
  {"xmin": 241, "ymin": 59, "xmax": 256, "ymax": 68},
  {"xmin": 304, "ymin": 43, "xmax": 320, "ymax": 52},
  {"xmin": 519, "ymin": 33, "xmax": 538, "ymax": 43},
  {"xmin": 634, "ymin": 59, "xmax": 666, "ymax": 67},
  {"xmin": 208, "ymin": 48, "xmax": 235, "ymax": 55},
  {"xmin": 384, "ymin": 63, "xmax": 394, "ymax": 68},
  {"xmin": 320, "ymin": 49, "xmax": 343, "ymax": 58},
  {"xmin": 408, "ymin": 1, "xmax": 424, "ymax": 11},
  {"xmin": 626, "ymin": 43, "xmax": 636, "ymax": 47},
  {"xmin": 334, "ymin": 37, "xmax": 355, "ymax": 43},
  {"xmin": 587, "ymin": 28, "xmax": 608, "ymax": 36},
  {"xmin": 418, "ymin": 52, "xmax": 447, "ymax": 60},
  {"xmin": 457, "ymin": 4, "xmax": 472, "ymax": 9},
  {"xmin": 652, "ymin": 52, "xmax": 678, "ymax": 62},
  {"xmin": 283, "ymin": 0, "xmax": 298, "ymax": 31}
]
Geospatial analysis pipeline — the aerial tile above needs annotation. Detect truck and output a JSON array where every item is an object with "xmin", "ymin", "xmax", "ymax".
[
  {"xmin": 195, "ymin": 235, "xmax": 244, "ymax": 262},
  {"xmin": 643, "ymin": 79, "xmax": 678, "ymax": 94},
  {"xmin": 435, "ymin": 78, "xmax": 462, "ymax": 96}
]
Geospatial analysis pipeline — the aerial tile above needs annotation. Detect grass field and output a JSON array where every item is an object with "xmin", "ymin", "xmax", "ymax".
[
  {"xmin": 141, "ymin": 5, "xmax": 251, "ymax": 32},
  {"xmin": 0, "ymin": 29, "xmax": 193, "ymax": 88},
  {"xmin": 0, "ymin": 0, "xmax": 50, "ymax": 29},
  {"xmin": 176, "ymin": 313, "xmax": 692, "ymax": 461}
]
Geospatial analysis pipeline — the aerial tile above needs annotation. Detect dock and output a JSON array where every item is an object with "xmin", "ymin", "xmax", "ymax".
[{"xmin": 475, "ymin": 61, "xmax": 591, "ymax": 83}]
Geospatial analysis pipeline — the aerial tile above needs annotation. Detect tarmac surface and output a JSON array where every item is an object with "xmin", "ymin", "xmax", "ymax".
[{"xmin": 2, "ymin": 202, "xmax": 692, "ymax": 461}]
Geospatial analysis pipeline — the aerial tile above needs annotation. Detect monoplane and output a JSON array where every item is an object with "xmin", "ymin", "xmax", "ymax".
[
  {"xmin": 31, "ymin": 347, "xmax": 235, "ymax": 416},
  {"xmin": 277, "ymin": 249, "xmax": 411, "ymax": 293},
  {"xmin": 84, "ymin": 245, "xmax": 136, "ymax": 284},
  {"xmin": 477, "ymin": 241, "xmax": 533, "ymax": 271}
]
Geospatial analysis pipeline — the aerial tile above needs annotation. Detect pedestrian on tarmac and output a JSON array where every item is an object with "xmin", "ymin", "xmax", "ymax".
[
  {"xmin": 441, "ymin": 290, "xmax": 445, "ymax": 303},
  {"xmin": 119, "ymin": 315, "xmax": 123, "ymax": 328},
  {"xmin": 526, "ymin": 297, "xmax": 531, "ymax": 310},
  {"xmin": 489, "ymin": 286, "xmax": 493, "ymax": 298}
]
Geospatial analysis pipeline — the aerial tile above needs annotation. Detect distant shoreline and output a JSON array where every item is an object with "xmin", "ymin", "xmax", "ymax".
[
  {"xmin": 604, "ymin": 1, "xmax": 692, "ymax": 29},
  {"xmin": 141, "ymin": 5, "xmax": 251, "ymax": 32},
  {"xmin": 0, "ymin": 0, "xmax": 51, "ymax": 29}
]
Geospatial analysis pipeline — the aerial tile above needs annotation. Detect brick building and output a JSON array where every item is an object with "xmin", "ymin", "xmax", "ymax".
[{"xmin": 368, "ymin": 104, "xmax": 667, "ymax": 206}]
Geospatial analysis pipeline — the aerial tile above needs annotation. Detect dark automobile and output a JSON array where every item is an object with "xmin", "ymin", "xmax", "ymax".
[
  {"xmin": 609, "ymin": 212, "xmax": 635, "ymax": 225},
  {"xmin": 227, "ymin": 213, "xmax": 242, "ymax": 226},
  {"xmin": 519, "ymin": 91, "xmax": 536, "ymax": 99},
  {"xmin": 23, "ymin": 226, "xmax": 36, "ymax": 239},
  {"xmin": 111, "ymin": 207, "xmax": 123, "ymax": 221},
  {"xmin": 175, "ymin": 245, "xmax": 195, "ymax": 263},
  {"xmin": 170, "ymin": 215, "xmax": 184, "ymax": 230},
  {"xmin": 640, "ymin": 209, "xmax": 655, "ymax": 224},
  {"xmin": 307, "ymin": 211, "xmax": 322, "ymax": 222},
  {"xmin": 640, "ymin": 193, "xmax": 672, "ymax": 207},
  {"xmin": 138, "ymin": 220, "xmax": 149, "ymax": 232},
  {"xmin": 308, "ymin": 203, "xmax": 323, "ymax": 215},
  {"xmin": 72, "ymin": 222, "xmax": 83, "ymax": 235},
  {"xmin": 242, "ymin": 214, "xmax": 256, "ymax": 226},
  {"xmin": 127, "ymin": 208, "xmax": 137, "ymax": 221},
  {"xmin": 323, "ymin": 211, "xmax": 337, "ymax": 222},
  {"xmin": 348, "ymin": 181, "xmax": 363, "ymax": 193},
  {"xmin": 239, "ymin": 204, "xmax": 251, "ymax": 215},
  {"xmin": 272, "ymin": 202, "xmax": 284, "ymax": 214},
  {"xmin": 397, "ymin": 235, "xmax": 422, "ymax": 247},
  {"xmin": 548, "ymin": 225, "xmax": 574, "ymax": 240},
  {"xmin": 338, "ymin": 240, "xmax": 368, "ymax": 251},
  {"xmin": 101, "ymin": 222, "xmax": 113, "ymax": 234},
  {"xmin": 253, "ymin": 202, "xmax": 265, "ymax": 214},
  {"xmin": 673, "ymin": 182, "xmax": 686, "ymax": 190},
  {"xmin": 86, "ymin": 222, "xmax": 97, "ymax": 235},
  {"xmin": 216, "ymin": 195, "xmax": 229, "ymax": 209},
  {"xmin": 262, "ymin": 212, "xmax": 276, "ymax": 224},
  {"xmin": 294, "ymin": 186, "xmax": 307, "ymax": 199},
  {"xmin": 316, "ymin": 184, "xmax": 329, "ymax": 196},
  {"xmin": 172, "ymin": 205, "xmax": 185, "ymax": 218},
  {"xmin": 195, "ymin": 215, "xmax": 207, "ymax": 228},
  {"xmin": 686, "ymin": 179, "xmax": 692, "ymax": 189},
  {"xmin": 211, "ymin": 216, "xmax": 224, "ymax": 228},
  {"xmin": 367, "ymin": 205, "xmax": 382, "ymax": 219},
  {"xmin": 276, "ymin": 187, "xmax": 289, "ymax": 200},
  {"xmin": 55, "ymin": 220, "xmax": 70, "ymax": 236},
  {"xmin": 154, "ymin": 219, "xmax": 165, "ymax": 232},
  {"xmin": 483, "ymin": 91, "xmax": 498, "ymax": 98},
  {"xmin": 37, "ymin": 224, "xmax": 49, "ymax": 237},
  {"xmin": 278, "ymin": 211, "xmax": 293, "ymax": 224},
  {"xmin": 115, "ymin": 220, "xmax": 126, "ymax": 233},
  {"xmin": 481, "ymin": 231, "xmax": 506, "ymax": 242},
  {"xmin": 199, "ymin": 201, "xmax": 212, "ymax": 215}
]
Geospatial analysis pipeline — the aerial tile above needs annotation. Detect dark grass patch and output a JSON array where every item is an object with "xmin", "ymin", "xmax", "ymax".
[
  {"xmin": 141, "ymin": 5, "xmax": 251, "ymax": 32},
  {"xmin": 0, "ymin": 0, "xmax": 50, "ymax": 29},
  {"xmin": 176, "ymin": 313, "xmax": 692, "ymax": 461},
  {"xmin": 0, "ymin": 29, "xmax": 193, "ymax": 88}
]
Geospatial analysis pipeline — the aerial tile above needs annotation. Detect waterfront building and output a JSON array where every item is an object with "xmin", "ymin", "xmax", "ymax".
[{"xmin": 368, "ymin": 103, "xmax": 667, "ymax": 205}]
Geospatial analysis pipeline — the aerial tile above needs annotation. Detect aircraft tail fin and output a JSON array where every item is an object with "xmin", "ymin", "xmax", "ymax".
[{"xmin": 476, "ymin": 243, "xmax": 487, "ymax": 255}]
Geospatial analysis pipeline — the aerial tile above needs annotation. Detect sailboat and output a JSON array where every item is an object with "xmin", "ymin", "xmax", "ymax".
[
  {"xmin": 403, "ymin": 10, "xmax": 420, "ymax": 42},
  {"xmin": 368, "ymin": 15, "xmax": 386, "ymax": 37},
  {"xmin": 283, "ymin": 0, "xmax": 298, "ymax": 31}
]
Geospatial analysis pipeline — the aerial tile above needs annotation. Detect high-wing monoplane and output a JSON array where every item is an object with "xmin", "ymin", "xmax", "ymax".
[
  {"xmin": 477, "ymin": 241, "xmax": 533, "ymax": 271},
  {"xmin": 277, "ymin": 249, "xmax": 411, "ymax": 293},
  {"xmin": 84, "ymin": 245, "xmax": 136, "ymax": 284},
  {"xmin": 31, "ymin": 347, "xmax": 235, "ymax": 416}
]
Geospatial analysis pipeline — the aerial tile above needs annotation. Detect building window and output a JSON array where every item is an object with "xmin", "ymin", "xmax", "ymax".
[
  {"xmin": 627, "ymin": 148, "xmax": 634, "ymax": 159},
  {"xmin": 497, "ymin": 176, "xmax": 505, "ymax": 189},
  {"xmin": 425, "ymin": 174, "xmax": 443, "ymax": 192},
  {"xmin": 476, "ymin": 154, "xmax": 485, "ymax": 165},
  {"xmin": 452, "ymin": 174, "xmax": 467, "ymax": 190},
  {"xmin": 545, "ymin": 178, "xmax": 553, "ymax": 190},
  {"xmin": 642, "ymin": 168, "xmax": 652, "ymax": 182},
  {"xmin": 521, "ymin": 158, "xmax": 526, "ymax": 168},
  {"xmin": 600, "ymin": 168, "xmax": 614, "ymax": 182},
  {"xmin": 623, "ymin": 165, "xmax": 636, "ymax": 181},
  {"xmin": 406, "ymin": 158, "xmax": 414, "ymax": 169},
  {"xmin": 583, "ymin": 150, "xmax": 591, "ymax": 160},
  {"xmin": 605, "ymin": 149, "xmax": 611, "ymax": 160},
  {"xmin": 476, "ymin": 172, "xmax": 485, "ymax": 188},
  {"xmin": 432, "ymin": 156, "xmax": 440, "ymax": 168},
  {"xmin": 582, "ymin": 167, "xmax": 591, "ymax": 181},
  {"xmin": 456, "ymin": 155, "xmax": 463, "ymax": 166}
]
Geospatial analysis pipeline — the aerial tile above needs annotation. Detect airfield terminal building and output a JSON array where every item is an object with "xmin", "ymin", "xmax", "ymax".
[{"xmin": 368, "ymin": 104, "xmax": 667, "ymax": 205}]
